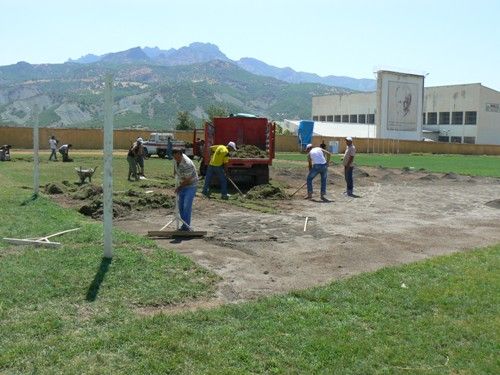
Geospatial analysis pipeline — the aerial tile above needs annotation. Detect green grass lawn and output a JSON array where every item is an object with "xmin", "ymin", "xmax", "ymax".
[
  {"xmin": 1, "ymin": 153, "xmax": 499, "ymax": 373},
  {"xmin": 277, "ymin": 152, "xmax": 500, "ymax": 177}
]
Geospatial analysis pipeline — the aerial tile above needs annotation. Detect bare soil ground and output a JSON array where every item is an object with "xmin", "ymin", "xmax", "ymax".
[{"xmin": 112, "ymin": 164, "xmax": 500, "ymax": 309}]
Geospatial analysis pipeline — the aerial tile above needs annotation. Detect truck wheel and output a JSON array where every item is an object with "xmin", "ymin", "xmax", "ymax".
[
  {"xmin": 157, "ymin": 150, "xmax": 167, "ymax": 159},
  {"xmin": 143, "ymin": 147, "xmax": 150, "ymax": 159},
  {"xmin": 254, "ymin": 165, "xmax": 269, "ymax": 185}
]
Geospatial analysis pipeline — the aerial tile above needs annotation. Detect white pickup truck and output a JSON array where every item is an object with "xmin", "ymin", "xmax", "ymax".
[{"xmin": 142, "ymin": 133, "xmax": 193, "ymax": 159}]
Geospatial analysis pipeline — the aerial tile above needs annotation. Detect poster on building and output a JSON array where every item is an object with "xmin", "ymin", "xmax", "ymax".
[{"xmin": 387, "ymin": 81, "xmax": 418, "ymax": 131}]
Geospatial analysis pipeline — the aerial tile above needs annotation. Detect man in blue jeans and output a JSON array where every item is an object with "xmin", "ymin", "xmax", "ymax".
[
  {"xmin": 172, "ymin": 149, "xmax": 198, "ymax": 231},
  {"xmin": 202, "ymin": 141, "xmax": 237, "ymax": 200},
  {"xmin": 343, "ymin": 137, "xmax": 356, "ymax": 196},
  {"xmin": 305, "ymin": 143, "xmax": 331, "ymax": 200}
]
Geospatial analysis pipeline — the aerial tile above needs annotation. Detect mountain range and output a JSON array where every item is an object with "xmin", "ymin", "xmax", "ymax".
[
  {"xmin": 69, "ymin": 43, "xmax": 376, "ymax": 92},
  {"xmin": 0, "ymin": 43, "xmax": 375, "ymax": 130}
]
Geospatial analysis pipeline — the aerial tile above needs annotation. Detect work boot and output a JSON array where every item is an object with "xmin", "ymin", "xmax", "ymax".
[{"xmin": 304, "ymin": 193, "xmax": 312, "ymax": 200}]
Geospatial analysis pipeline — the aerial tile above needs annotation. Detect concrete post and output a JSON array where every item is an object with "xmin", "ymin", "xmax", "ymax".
[
  {"xmin": 33, "ymin": 105, "xmax": 39, "ymax": 196},
  {"xmin": 103, "ymin": 75, "xmax": 114, "ymax": 259}
]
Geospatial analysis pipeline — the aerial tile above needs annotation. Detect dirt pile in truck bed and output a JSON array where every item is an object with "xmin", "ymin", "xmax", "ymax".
[{"xmin": 232, "ymin": 145, "xmax": 268, "ymax": 158}]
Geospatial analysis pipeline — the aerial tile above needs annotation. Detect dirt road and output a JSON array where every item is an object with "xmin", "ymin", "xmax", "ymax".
[{"xmin": 116, "ymin": 165, "xmax": 500, "ymax": 308}]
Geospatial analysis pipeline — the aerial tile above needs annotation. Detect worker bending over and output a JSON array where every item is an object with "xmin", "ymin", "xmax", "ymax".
[
  {"xmin": 173, "ymin": 148, "xmax": 199, "ymax": 231},
  {"xmin": 305, "ymin": 143, "xmax": 331, "ymax": 201}
]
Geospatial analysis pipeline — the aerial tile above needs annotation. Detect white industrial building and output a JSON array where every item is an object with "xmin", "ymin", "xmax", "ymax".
[{"xmin": 311, "ymin": 72, "xmax": 500, "ymax": 145}]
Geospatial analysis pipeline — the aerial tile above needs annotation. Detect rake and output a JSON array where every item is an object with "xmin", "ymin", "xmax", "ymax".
[{"xmin": 3, "ymin": 228, "xmax": 80, "ymax": 248}]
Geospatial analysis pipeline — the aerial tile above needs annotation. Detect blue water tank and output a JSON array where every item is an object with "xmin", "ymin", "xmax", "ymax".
[{"xmin": 297, "ymin": 120, "xmax": 314, "ymax": 150}]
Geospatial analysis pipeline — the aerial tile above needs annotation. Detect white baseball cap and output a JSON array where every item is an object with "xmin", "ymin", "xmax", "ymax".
[
  {"xmin": 137, "ymin": 137, "xmax": 143, "ymax": 143},
  {"xmin": 345, "ymin": 137, "xmax": 352, "ymax": 141},
  {"xmin": 306, "ymin": 143, "xmax": 313, "ymax": 150},
  {"xmin": 227, "ymin": 141, "xmax": 237, "ymax": 150}
]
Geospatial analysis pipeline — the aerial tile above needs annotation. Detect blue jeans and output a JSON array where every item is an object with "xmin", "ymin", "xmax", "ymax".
[
  {"xmin": 202, "ymin": 165, "xmax": 228, "ymax": 197},
  {"xmin": 49, "ymin": 149, "xmax": 57, "ymax": 160},
  {"xmin": 345, "ymin": 166, "xmax": 354, "ymax": 194},
  {"xmin": 307, "ymin": 163, "xmax": 328, "ymax": 195},
  {"xmin": 178, "ymin": 185, "xmax": 197, "ymax": 230}
]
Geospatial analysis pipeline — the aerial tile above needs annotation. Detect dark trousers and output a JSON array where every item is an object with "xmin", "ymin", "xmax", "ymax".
[
  {"xmin": 345, "ymin": 166, "xmax": 353, "ymax": 194},
  {"xmin": 49, "ymin": 149, "xmax": 58, "ymax": 160}
]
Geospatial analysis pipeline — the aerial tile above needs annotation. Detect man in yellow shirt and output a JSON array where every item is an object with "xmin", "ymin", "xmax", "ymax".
[{"xmin": 201, "ymin": 141, "xmax": 237, "ymax": 199}]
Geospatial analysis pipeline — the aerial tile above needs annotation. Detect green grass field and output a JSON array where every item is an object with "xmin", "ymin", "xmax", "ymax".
[
  {"xmin": 276, "ymin": 152, "xmax": 500, "ymax": 177},
  {"xmin": 1, "ymin": 153, "xmax": 499, "ymax": 373}
]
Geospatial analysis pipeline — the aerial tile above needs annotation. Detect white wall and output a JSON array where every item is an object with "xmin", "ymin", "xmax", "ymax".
[{"xmin": 478, "ymin": 86, "xmax": 500, "ymax": 145}]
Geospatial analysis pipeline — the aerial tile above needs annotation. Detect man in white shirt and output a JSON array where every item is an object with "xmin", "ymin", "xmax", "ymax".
[
  {"xmin": 343, "ymin": 137, "xmax": 356, "ymax": 196},
  {"xmin": 305, "ymin": 143, "xmax": 331, "ymax": 200},
  {"xmin": 49, "ymin": 135, "xmax": 58, "ymax": 161}
]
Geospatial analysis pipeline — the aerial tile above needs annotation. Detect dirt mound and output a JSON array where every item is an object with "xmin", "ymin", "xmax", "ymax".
[
  {"xmin": 485, "ymin": 199, "xmax": 500, "ymax": 209},
  {"xmin": 418, "ymin": 174, "xmax": 439, "ymax": 181},
  {"xmin": 354, "ymin": 168, "xmax": 369, "ymax": 178},
  {"xmin": 136, "ymin": 193, "xmax": 175, "ymax": 209},
  {"xmin": 44, "ymin": 183, "xmax": 65, "ymax": 195},
  {"xmin": 232, "ymin": 145, "xmax": 268, "ymax": 158},
  {"xmin": 72, "ymin": 184, "xmax": 103, "ymax": 200},
  {"xmin": 245, "ymin": 183, "xmax": 288, "ymax": 200},
  {"xmin": 79, "ymin": 199, "xmax": 131, "ymax": 218},
  {"xmin": 442, "ymin": 172, "xmax": 459, "ymax": 179}
]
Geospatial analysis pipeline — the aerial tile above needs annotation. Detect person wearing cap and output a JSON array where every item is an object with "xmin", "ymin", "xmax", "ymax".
[
  {"xmin": 135, "ymin": 137, "xmax": 145, "ymax": 177},
  {"xmin": 343, "ymin": 137, "xmax": 356, "ymax": 196},
  {"xmin": 305, "ymin": 143, "xmax": 331, "ymax": 200},
  {"xmin": 201, "ymin": 141, "xmax": 237, "ymax": 200},
  {"xmin": 172, "ymin": 148, "xmax": 199, "ymax": 231}
]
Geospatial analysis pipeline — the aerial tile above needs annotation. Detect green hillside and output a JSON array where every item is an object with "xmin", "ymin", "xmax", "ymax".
[{"xmin": 0, "ymin": 60, "xmax": 351, "ymax": 130}]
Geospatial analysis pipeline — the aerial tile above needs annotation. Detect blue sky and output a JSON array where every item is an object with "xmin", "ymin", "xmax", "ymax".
[{"xmin": 2, "ymin": 0, "xmax": 499, "ymax": 90}]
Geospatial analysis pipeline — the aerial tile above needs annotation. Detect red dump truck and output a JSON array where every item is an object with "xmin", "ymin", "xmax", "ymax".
[{"xmin": 194, "ymin": 116, "xmax": 276, "ymax": 185}]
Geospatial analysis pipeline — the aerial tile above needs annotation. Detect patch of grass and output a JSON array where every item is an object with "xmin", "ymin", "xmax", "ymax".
[
  {"xmin": 277, "ymin": 152, "xmax": 500, "ymax": 177},
  {"xmin": 1, "ymin": 152, "xmax": 499, "ymax": 373}
]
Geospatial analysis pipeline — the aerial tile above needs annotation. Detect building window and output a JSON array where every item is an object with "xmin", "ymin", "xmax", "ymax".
[
  {"xmin": 350, "ymin": 114, "xmax": 357, "ymax": 123},
  {"xmin": 465, "ymin": 111, "xmax": 477, "ymax": 125},
  {"xmin": 319, "ymin": 115, "xmax": 326, "ymax": 121},
  {"xmin": 439, "ymin": 112, "xmax": 450, "ymax": 125},
  {"xmin": 427, "ymin": 112, "xmax": 437, "ymax": 125},
  {"xmin": 463, "ymin": 136, "xmax": 476, "ymax": 144},
  {"xmin": 334, "ymin": 115, "xmax": 341, "ymax": 122},
  {"xmin": 367, "ymin": 114, "xmax": 375, "ymax": 124},
  {"xmin": 450, "ymin": 136, "xmax": 462, "ymax": 143},
  {"xmin": 342, "ymin": 115, "xmax": 349, "ymax": 122},
  {"xmin": 313, "ymin": 116, "xmax": 318, "ymax": 121},
  {"xmin": 423, "ymin": 113, "xmax": 426, "ymax": 125},
  {"xmin": 438, "ymin": 136, "xmax": 449, "ymax": 142},
  {"xmin": 451, "ymin": 111, "xmax": 463, "ymax": 125},
  {"xmin": 358, "ymin": 114, "xmax": 366, "ymax": 123},
  {"xmin": 326, "ymin": 115, "xmax": 333, "ymax": 122}
]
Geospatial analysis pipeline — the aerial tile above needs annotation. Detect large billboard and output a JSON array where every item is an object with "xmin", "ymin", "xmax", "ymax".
[{"xmin": 377, "ymin": 71, "xmax": 424, "ymax": 140}]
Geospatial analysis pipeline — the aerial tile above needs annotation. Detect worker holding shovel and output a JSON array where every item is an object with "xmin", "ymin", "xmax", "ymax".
[{"xmin": 172, "ymin": 148, "xmax": 199, "ymax": 231}]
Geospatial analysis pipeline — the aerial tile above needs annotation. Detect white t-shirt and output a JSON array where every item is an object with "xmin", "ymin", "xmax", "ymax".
[
  {"xmin": 49, "ymin": 138, "xmax": 57, "ymax": 150},
  {"xmin": 309, "ymin": 147, "xmax": 327, "ymax": 165},
  {"xmin": 343, "ymin": 144, "xmax": 356, "ymax": 166}
]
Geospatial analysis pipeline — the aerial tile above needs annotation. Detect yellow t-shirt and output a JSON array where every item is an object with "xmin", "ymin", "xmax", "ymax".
[{"xmin": 209, "ymin": 145, "xmax": 229, "ymax": 166}]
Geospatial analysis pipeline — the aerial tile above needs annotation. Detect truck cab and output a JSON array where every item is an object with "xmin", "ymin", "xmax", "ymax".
[{"xmin": 143, "ymin": 132, "xmax": 192, "ymax": 159}]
